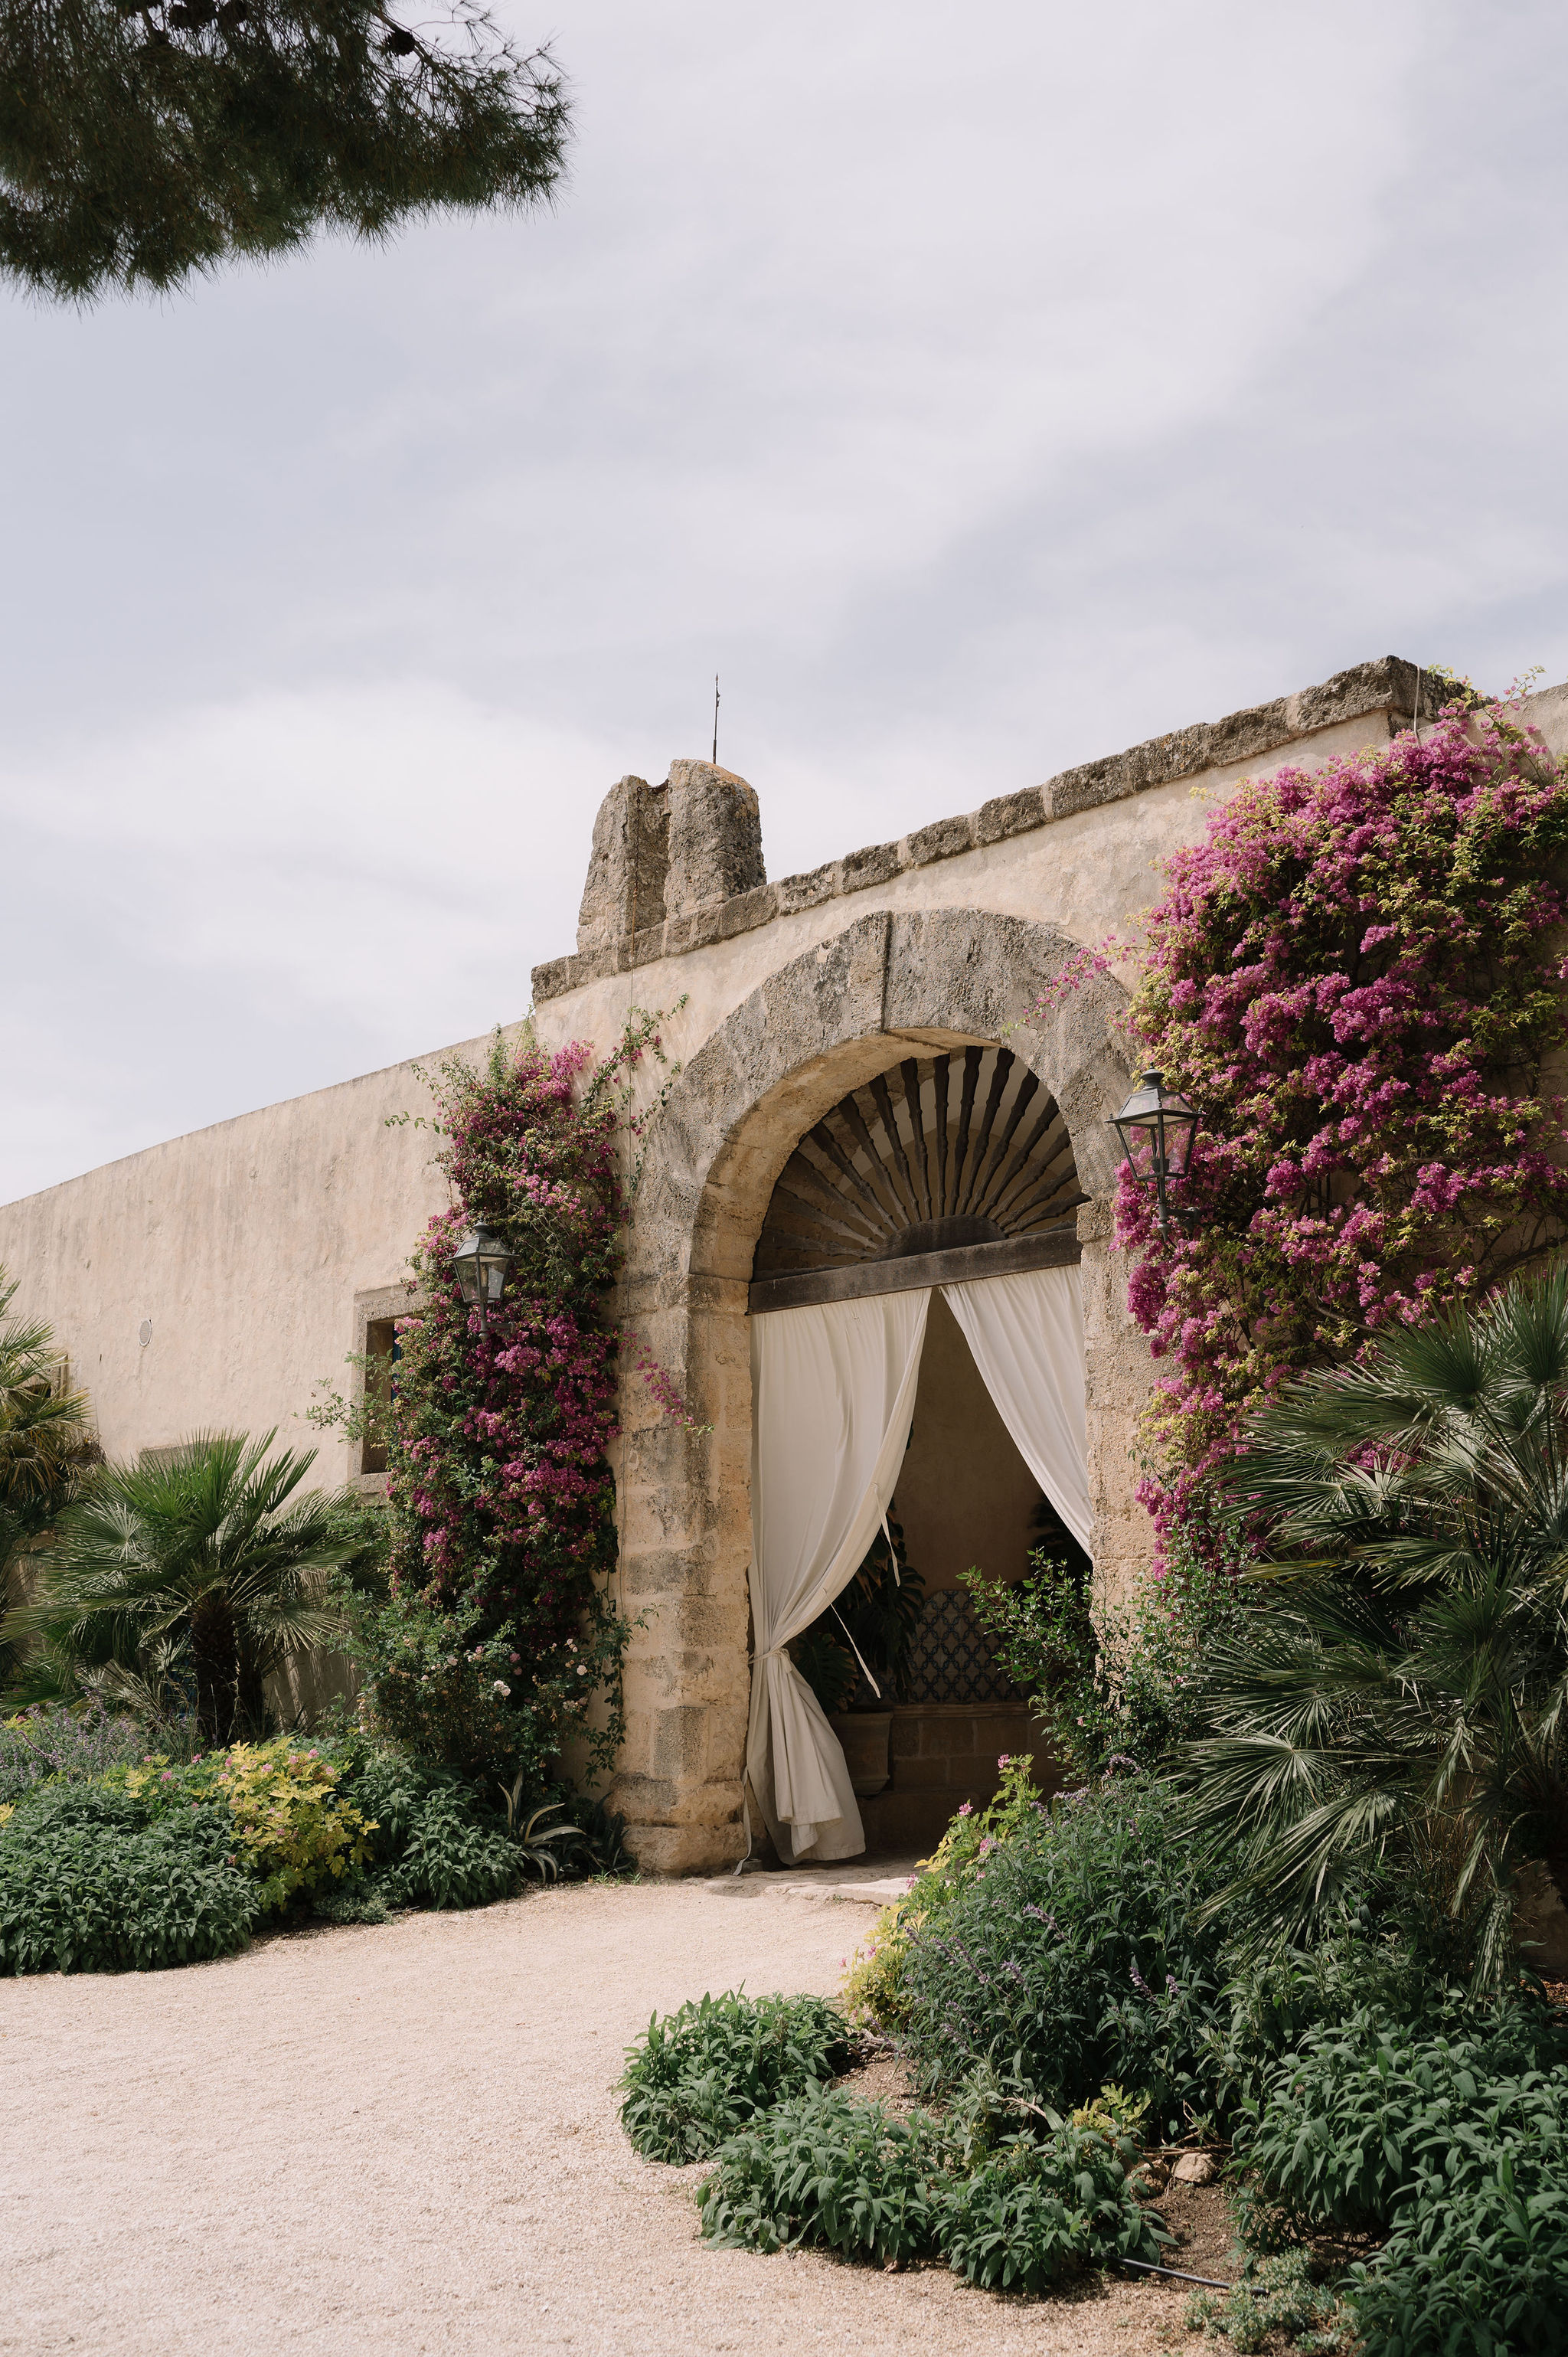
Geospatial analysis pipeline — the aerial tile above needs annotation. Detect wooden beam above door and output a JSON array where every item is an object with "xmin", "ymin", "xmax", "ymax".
[{"xmin": 747, "ymin": 1223, "xmax": 1080, "ymax": 1315}]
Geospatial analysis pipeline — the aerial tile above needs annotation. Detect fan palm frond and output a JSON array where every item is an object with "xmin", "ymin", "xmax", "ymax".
[{"xmin": 1181, "ymin": 1270, "xmax": 1568, "ymax": 1984}]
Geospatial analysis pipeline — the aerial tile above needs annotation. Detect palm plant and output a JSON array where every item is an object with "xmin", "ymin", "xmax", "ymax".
[
  {"xmin": 0, "ymin": 1268, "xmax": 96, "ymax": 1548},
  {"xmin": 1180, "ymin": 1268, "xmax": 1568, "ymax": 1983},
  {"xmin": 0, "ymin": 1270, "xmax": 97, "ymax": 1687},
  {"xmin": 2, "ymin": 1430, "xmax": 372, "ymax": 1743}
]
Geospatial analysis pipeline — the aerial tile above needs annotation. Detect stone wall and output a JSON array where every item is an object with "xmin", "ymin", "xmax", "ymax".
[{"xmin": 8, "ymin": 657, "xmax": 1564, "ymax": 1872}]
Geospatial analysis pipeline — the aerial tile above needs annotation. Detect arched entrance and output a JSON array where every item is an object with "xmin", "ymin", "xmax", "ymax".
[
  {"xmin": 745, "ymin": 1044, "xmax": 1090, "ymax": 1862},
  {"xmin": 612, "ymin": 907, "xmax": 1147, "ymax": 1873}
]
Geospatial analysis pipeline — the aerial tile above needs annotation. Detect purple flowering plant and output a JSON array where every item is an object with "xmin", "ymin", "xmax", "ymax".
[{"xmin": 0, "ymin": 1701, "xmax": 152, "ymax": 1809}]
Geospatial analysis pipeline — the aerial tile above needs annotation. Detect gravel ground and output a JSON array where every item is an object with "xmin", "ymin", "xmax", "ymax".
[{"xmin": 1, "ymin": 1876, "xmax": 1197, "ymax": 2357}]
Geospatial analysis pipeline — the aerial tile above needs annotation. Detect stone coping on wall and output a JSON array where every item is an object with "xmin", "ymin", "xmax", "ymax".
[{"xmin": 531, "ymin": 655, "xmax": 1426, "ymax": 1004}]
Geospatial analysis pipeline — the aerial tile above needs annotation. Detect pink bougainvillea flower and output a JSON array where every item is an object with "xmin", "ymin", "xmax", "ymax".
[{"xmin": 1096, "ymin": 700, "xmax": 1568, "ymax": 1561}]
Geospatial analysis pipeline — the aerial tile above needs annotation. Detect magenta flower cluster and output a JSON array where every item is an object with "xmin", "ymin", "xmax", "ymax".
[{"xmin": 1119, "ymin": 702, "xmax": 1568, "ymax": 1532}]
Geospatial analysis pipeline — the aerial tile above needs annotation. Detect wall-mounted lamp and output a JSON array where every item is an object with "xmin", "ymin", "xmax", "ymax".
[
  {"xmin": 450, "ymin": 1225, "xmax": 514, "ymax": 1335},
  {"xmin": 1109, "ymin": 1069, "xmax": 1200, "ymax": 1237}
]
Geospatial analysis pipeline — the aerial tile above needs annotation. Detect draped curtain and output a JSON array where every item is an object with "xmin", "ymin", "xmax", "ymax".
[
  {"xmin": 746, "ymin": 1291, "xmax": 929, "ymax": 1860},
  {"xmin": 746, "ymin": 1263, "xmax": 1089, "ymax": 1862},
  {"xmin": 942, "ymin": 1267, "xmax": 1089, "ymax": 1551}
]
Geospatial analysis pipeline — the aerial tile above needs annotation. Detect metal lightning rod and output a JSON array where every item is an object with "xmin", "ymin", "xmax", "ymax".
[{"xmin": 712, "ymin": 673, "xmax": 720, "ymax": 766}]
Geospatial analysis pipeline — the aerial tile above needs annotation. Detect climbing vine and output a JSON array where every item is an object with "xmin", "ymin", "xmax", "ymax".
[
  {"xmin": 341, "ymin": 1015, "xmax": 675, "ymax": 1787},
  {"xmin": 1117, "ymin": 695, "xmax": 1568, "ymax": 1538}
]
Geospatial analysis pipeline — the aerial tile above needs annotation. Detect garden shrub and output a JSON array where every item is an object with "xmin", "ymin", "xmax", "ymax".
[
  {"xmin": 1200, "ymin": 1901, "xmax": 1481, "ymax": 2124},
  {"xmin": 1240, "ymin": 2001, "xmax": 1568, "ymax": 2235},
  {"xmin": 1231, "ymin": 1996, "xmax": 1568, "ymax": 2356},
  {"xmin": 697, "ymin": 2084, "xmax": 1162, "ymax": 2289},
  {"xmin": 175, "ymin": 1741, "xmax": 372, "ymax": 1911},
  {"xmin": 330, "ymin": 1739, "xmax": 522, "ymax": 1909},
  {"xmin": 619, "ymin": 1989, "xmax": 857, "ymax": 2163},
  {"xmin": 0, "ymin": 1785, "xmax": 257, "ymax": 1973},
  {"xmin": 94, "ymin": 1735, "xmax": 377, "ymax": 1911},
  {"xmin": 1343, "ymin": 2149, "xmax": 1568, "ymax": 2357},
  {"xmin": 697, "ymin": 2087, "xmax": 947, "ymax": 2264},
  {"xmin": 842, "ymin": 1754, "xmax": 1053, "ymax": 2029},
  {"xmin": 896, "ymin": 1776, "xmax": 1232, "ymax": 2136},
  {"xmin": 0, "ymin": 1702, "xmax": 155, "ymax": 1806},
  {"xmin": 938, "ymin": 2119, "xmax": 1163, "ymax": 2291},
  {"xmin": 375, "ymin": 1780, "xmax": 520, "ymax": 1910},
  {"xmin": 1184, "ymin": 2248, "xmax": 1346, "ymax": 2354}
]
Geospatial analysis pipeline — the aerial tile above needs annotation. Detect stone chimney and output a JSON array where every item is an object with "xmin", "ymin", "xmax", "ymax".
[
  {"xmin": 576, "ymin": 776, "xmax": 670, "ymax": 953},
  {"xmin": 576, "ymin": 760, "xmax": 766, "ymax": 953},
  {"xmin": 664, "ymin": 760, "xmax": 765, "ymax": 918}
]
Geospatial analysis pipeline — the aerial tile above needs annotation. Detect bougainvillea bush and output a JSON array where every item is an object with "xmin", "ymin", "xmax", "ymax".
[
  {"xmin": 351, "ymin": 1025, "xmax": 656, "ymax": 1792},
  {"xmin": 1121, "ymin": 700, "xmax": 1568, "ymax": 1522}
]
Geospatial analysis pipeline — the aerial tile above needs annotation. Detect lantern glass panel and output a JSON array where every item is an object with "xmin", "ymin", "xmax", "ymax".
[
  {"xmin": 1163, "ymin": 1101, "xmax": 1200, "ymax": 1178},
  {"xmin": 477, "ymin": 1238, "xmax": 511, "ymax": 1305}
]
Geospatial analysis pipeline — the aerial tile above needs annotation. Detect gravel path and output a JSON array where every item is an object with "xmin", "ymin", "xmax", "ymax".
[{"xmin": 2, "ymin": 1878, "xmax": 1191, "ymax": 2357}]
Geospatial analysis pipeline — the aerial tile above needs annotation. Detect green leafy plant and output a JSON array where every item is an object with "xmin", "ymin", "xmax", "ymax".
[
  {"xmin": 1343, "ymin": 2148, "xmax": 1568, "ymax": 2356},
  {"xmin": 1182, "ymin": 1268, "xmax": 1568, "ymax": 1979},
  {"xmin": 1185, "ymin": 2249, "xmax": 1346, "ymax": 2354},
  {"xmin": 939, "ymin": 2119, "xmax": 1163, "ymax": 2292},
  {"xmin": 841, "ymin": 1754, "xmax": 1050, "ymax": 2028},
  {"xmin": 895, "ymin": 1775, "xmax": 1233, "ymax": 2139},
  {"xmin": 496, "ymin": 1780, "xmax": 588, "ymax": 1882},
  {"xmin": 619, "ymin": 1989, "xmax": 858, "ymax": 2165},
  {"xmin": 697, "ymin": 2084, "xmax": 1164, "ymax": 2289},
  {"xmin": 0, "ymin": 1783, "xmax": 258, "ymax": 1973},
  {"xmin": 1240, "ymin": 2002, "xmax": 1568, "ymax": 2237},
  {"xmin": 1070, "ymin": 2081, "xmax": 1151, "ymax": 2141},
  {"xmin": 171, "ymin": 1739, "xmax": 374, "ymax": 1911},
  {"xmin": 4, "ymin": 1431, "xmax": 374, "ymax": 1744},
  {"xmin": 790, "ymin": 1512, "xmax": 926, "ymax": 1711},
  {"xmin": 962, "ymin": 1515, "xmax": 1251, "ymax": 1780},
  {"xmin": 374, "ymin": 1780, "xmax": 519, "ymax": 1910},
  {"xmin": 697, "ymin": 2086, "xmax": 947, "ymax": 2264}
]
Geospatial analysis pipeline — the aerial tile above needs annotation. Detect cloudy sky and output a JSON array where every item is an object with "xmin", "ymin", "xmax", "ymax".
[{"xmin": 4, "ymin": 1, "xmax": 1566, "ymax": 1201}]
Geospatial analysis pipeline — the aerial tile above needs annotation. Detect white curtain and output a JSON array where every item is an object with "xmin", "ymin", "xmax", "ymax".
[
  {"xmin": 942, "ymin": 1265, "xmax": 1091, "ymax": 1551},
  {"xmin": 746, "ymin": 1290, "xmax": 930, "ymax": 1860}
]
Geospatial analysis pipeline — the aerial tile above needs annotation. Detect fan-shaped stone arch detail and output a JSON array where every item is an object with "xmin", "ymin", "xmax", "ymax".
[{"xmin": 753, "ymin": 1044, "xmax": 1084, "ymax": 1281}]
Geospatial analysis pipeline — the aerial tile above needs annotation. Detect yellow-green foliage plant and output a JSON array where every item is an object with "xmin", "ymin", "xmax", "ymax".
[
  {"xmin": 843, "ymin": 1757, "xmax": 1047, "ymax": 2028},
  {"xmin": 124, "ymin": 1739, "xmax": 374, "ymax": 1912}
]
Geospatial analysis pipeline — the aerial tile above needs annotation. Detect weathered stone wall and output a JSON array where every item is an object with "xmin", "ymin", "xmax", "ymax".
[
  {"xmin": 8, "ymin": 657, "xmax": 1564, "ymax": 1871},
  {"xmin": 0, "ymin": 1034, "xmax": 514, "ymax": 1487}
]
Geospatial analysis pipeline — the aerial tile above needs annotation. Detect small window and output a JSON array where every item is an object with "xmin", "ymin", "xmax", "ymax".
[{"xmin": 361, "ymin": 1320, "xmax": 400, "ymax": 1477}]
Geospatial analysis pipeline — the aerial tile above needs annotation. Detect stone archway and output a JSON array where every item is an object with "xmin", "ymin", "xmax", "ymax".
[{"xmin": 609, "ymin": 906, "xmax": 1149, "ymax": 1872}]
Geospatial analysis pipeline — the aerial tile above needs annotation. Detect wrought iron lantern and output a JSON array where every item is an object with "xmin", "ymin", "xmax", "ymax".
[
  {"xmin": 1109, "ymin": 1069, "xmax": 1200, "ymax": 1236},
  {"xmin": 450, "ymin": 1224, "xmax": 513, "ymax": 1334}
]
